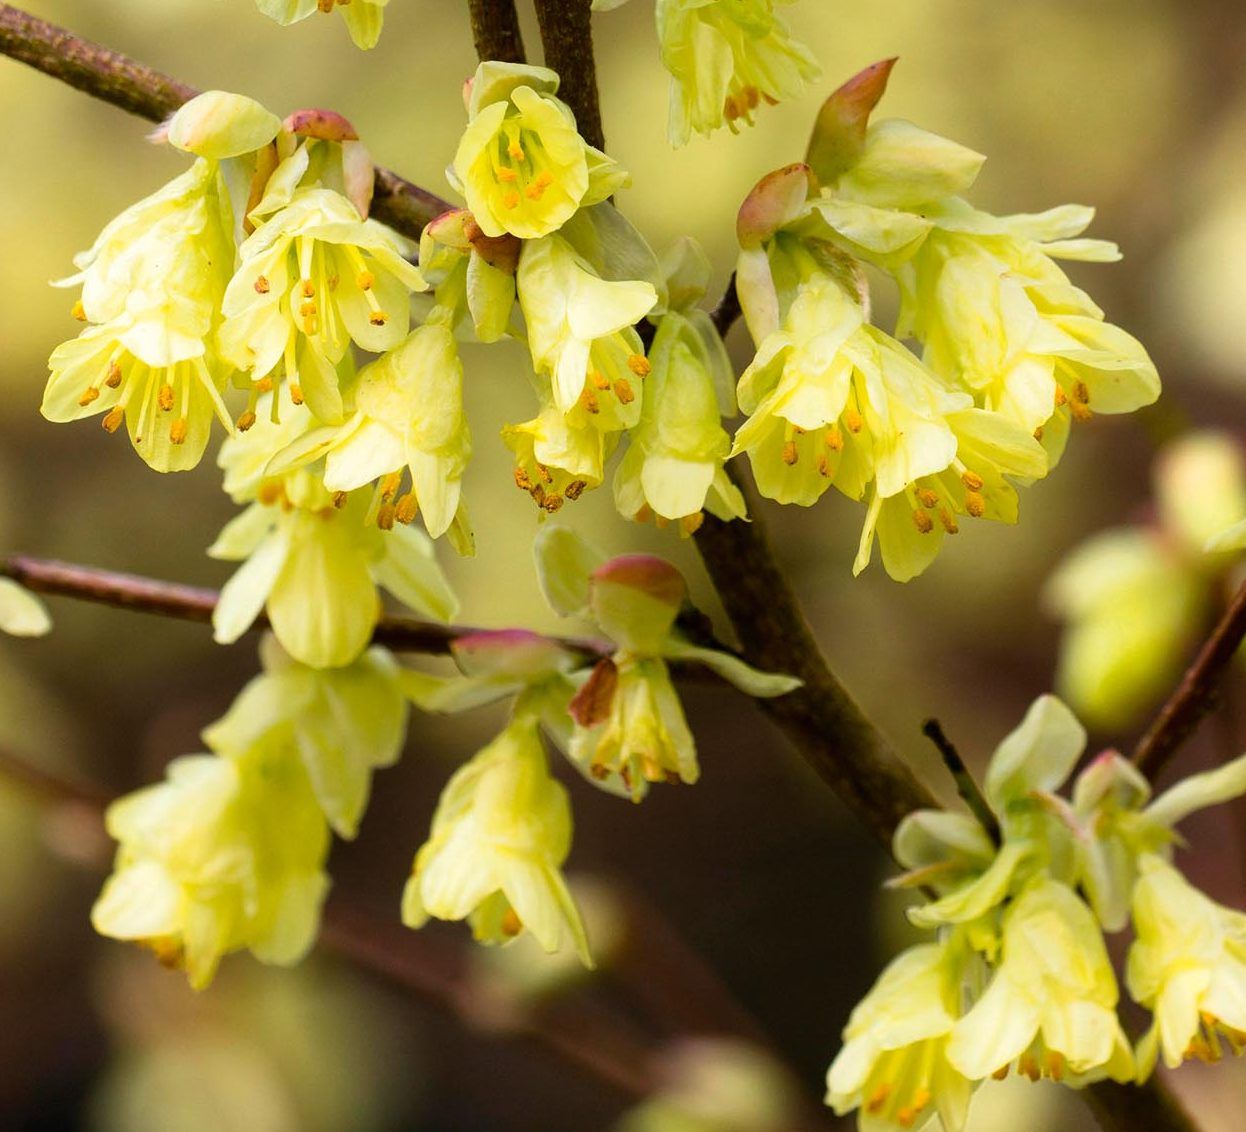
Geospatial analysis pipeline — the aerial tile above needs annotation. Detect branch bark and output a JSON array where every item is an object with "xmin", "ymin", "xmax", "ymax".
[
  {"xmin": 467, "ymin": 0, "xmax": 526, "ymax": 64},
  {"xmin": 1133, "ymin": 579, "xmax": 1246, "ymax": 780},
  {"xmin": 532, "ymin": 0, "xmax": 604, "ymax": 151},
  {"xmin": 0, "ymin": 3, "xmax": 450, "ymax": 242}
]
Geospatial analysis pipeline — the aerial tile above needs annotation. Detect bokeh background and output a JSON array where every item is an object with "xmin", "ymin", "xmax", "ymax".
[{"xmin": 3, "ymin": 0, "xmax": 1246, "ymax": 1128}]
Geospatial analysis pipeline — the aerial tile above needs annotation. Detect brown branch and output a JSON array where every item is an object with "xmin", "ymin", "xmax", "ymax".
[
  {"xmin": 0, "ymin": 3, "xmax": 450, "ymax": 242},
  {"xmin": 1133, "ymin": 579, "xmax": 1246, "ymax": 780},
  {"xmin": 532, "ymin": 0, "xmax": 604, "ymax": 152},
  {"xmin": 467, "ymin": 0, "xmax": 527, "ymax": 64},
  {"xmin": 709, "ymin": 271, "xmax": 742, "ymax": 339},
  {"xmin": 0, "ymin": 552, "xmax": 611, "ymax": 660},
  {"xmin": 923, "ymin": 718, "xmax": 1000, "ymax": 845}
]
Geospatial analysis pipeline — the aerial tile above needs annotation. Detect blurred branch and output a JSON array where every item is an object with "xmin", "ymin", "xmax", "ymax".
[
  {"xmin": 0, "ymin": 3, "xmax": 451, "ymax": 241},
  {"xmin": 467, "ymin": 0, "xmax": 526, "ymax": 64},
  {"xmin": 1133, "ymin": 579, "xmax": 1246, "ymax": 780},
  {"xmin": 532, "ymin": 0, "xmax": 603, "ymax": 152}
]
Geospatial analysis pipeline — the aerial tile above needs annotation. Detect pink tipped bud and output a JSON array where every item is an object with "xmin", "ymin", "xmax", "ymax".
[
  {"xmin": 592, "ymin": 555, "xmax": 686, "ymax": 609},
  {"xmin": 283, "ymin": 108, "xmax": 360, "ymax": 142},
  {"xmin": 805, "ymin": 58, "xmax": 898, "ymax": 185},
  {"xmin": 736, "ymin": 163, "xmax": 814, "ymax": 248},
  {"xmin": 452, "ymin": 629, "xmax": 576, "ymax": 678}
]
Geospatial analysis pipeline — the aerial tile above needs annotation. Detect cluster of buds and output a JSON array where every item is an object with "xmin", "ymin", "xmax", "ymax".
[
  {"xmin": 827, "ymin": 696, "xmax": 1246, "ymax": 1130},
  {"xmin": 730, "ymin": 60, "xmax": 1159, "ymax": 581}
]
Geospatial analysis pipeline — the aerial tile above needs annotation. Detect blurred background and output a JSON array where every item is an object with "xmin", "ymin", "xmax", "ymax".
[{"xmin": 3, "ymin": 0, "xmax": 1246, "ymax": 1128}]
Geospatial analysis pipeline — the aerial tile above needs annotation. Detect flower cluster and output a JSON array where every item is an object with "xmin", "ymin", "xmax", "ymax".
[
  {"xmin": 93, "ymin": 636, "xmax": 410, "ymax": 987},
  {"xmin": 731, "ymin": 60, "xmax": 1159, "ymax": 580},
  {"xmin": 1047, "ymin": 431, "xmax": 1246, "ymax": 728},
  {"xmin": 256, "ymin": 0, "xmax": 389, "ymax": 50},
  {"xmin": 400, "ymin": 527, "xmax": 798, "ymax": 957},
  {"xmin": 827, "ymin": 695, "xmax": 1246, "ymax": 1130}
]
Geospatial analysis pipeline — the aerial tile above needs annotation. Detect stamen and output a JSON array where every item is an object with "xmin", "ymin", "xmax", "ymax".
[
  {"xmin": 634, "ymin": 503, "xmax": 654, "ymax": 524},
  {"xmin": 613, "ymin": 378, "xmax": 635, "ymax": 404},
  {"xmin": 627, "ymin": 355, "xmax": 652, "ymax": 378},
  {"xmin": 843, "ymin": 408, "xmax": 864, "ymax": 433},
  {"xmin": 1043, "ymin": 1052, "xmax": 1065, "ymax": 1081},
  {"xmin": 917, "ymin": 488, "xmax": 938, "ymax": 508},
  {"xmin": 939, "ymin": 508, "xmax": 959, "ymax": 534},
  {"xmin": 503, "ymin": 190, "xmax": 521, "ymax": 210},
  {"xmin": 501, "ymin": 907, "xmax": 523, "ymax": 937},
  {"xmin": 591, "ymin": 370, "xmax": 610, "ymax": 390},
  {"xmin": 258, "ymin": 481, "xmax": 283, "ymax": 506},
  {"xmin": 961, "ymin": 470, "xmax": 984, "ymax": 491},
  {"xmin": 865, "ymin": 1083, "xmax": 891, "ymax": 1113},
  {"xmin": 581, "ymin": 390, "xmax": 600, "ymax": 414},
  {"xmin": 71, "ymin": 299, "xmax": 86, "ymax": 321},
  {"xmin": 514, "ymin": 468, "xmax": 533, "ymax": 492},
  {"xmin": 912, "ymin": 509, "xmax": 934, "ymax": 534},
  {"xmin": 991, "ymin": 1065, "xmax": 1010, "ymax": 1081},
  {"xmin": 680, "ymin": 512, "xmax": 704, "ymax": 536},
  {"xmin": 1072, "ymin": 380, "xmax": 1090, "ymax": 404},
  {"xmin": 781, "ymin": 440, "xmax": 799, "ymax": 465},
  {"xmin": 816, "ymin": 453, "xmax": 832, "ymax": 477},
  {"xmin": 537, "ymin": 464, "xmax": 554, "ymax": 484},
  {"xmin": 1054, "ymin": 386, "xmax": 1068, "ymax": 407},
  {"xmin": 542, "ymin": 492, "xmax": 565, "ymax": 513},
  {"xmin": 376, "ymin": 502, "xmax": 396, "ymax": 530},
  {"xmin": 965, "ymin": 491, "xmax": 986, "ymax": 518},
  {"xmin": 101, "ymin": 407, "xmax": 125, "ymax": 433},
  {"xmin": 1019, "ymin": 1055, "xmax": 1040, "ymax": 1082},
  {"xmin": 78, "ymin": 386, "xmax": 100, "ymax": 407},
  {"xmin": 236, "ymin": 410, "xmax": 257, "ymax": 432},
  {"xmin": 105, "ymin": 361, "xmax": 123, "ymax": 389},
  {"xmin": 254, "ymin": 275, "xmax": 270, "ymax": 294},
  {"xmin": 356, "ymin": 270, "xmax": 375, "ymax": 291},
  {"xmin": 497, "ymin": 167, "xmax": 518, "ymax": 182},
  {"xmin": 256, "ymin": 377, "xmax": 274, "ymax": 393},
  {"xmin": 380, "ymin": 471, "xmax": 402, "ymax": 500},
  {"xmin": 332, "ymin": 491, "xmax": 348, "ymax": 509},
  {"xmin": 1070, "ymin": 400, "xmax": 1093, "ymax": 422},
  {"xmin": 369, "ymin": 311, "xmax": 389, "ymax": 326},
  {"xmin": 825, "ymin": 425, "xmax": 843, "ymax": 451},
  {"xmin": 301, "ymin": 278, "xmax": 315, "ymax": 299},
  {"xmin": 508, "ymin": 141, "xmax": 525, "ymax": 162},
  {"xmin": 565, "ymin": 480, "xmax": 587, "ymax": 501},
  {"xmin": 169, "ymin": 418, "xmax": 188, "ymax": 445},
  {"xmin": 158, "ymin": 384, "xmax": 175, "ymax": 412},
  {"xmin": 395, "ymin": 493, "xmax": 419, "ymax": 525},
  {"xmin": 289, "ymin": 383, "xmax": 305, "ymax": 406}
]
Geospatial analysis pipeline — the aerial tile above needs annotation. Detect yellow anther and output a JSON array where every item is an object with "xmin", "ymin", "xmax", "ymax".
[
  {"xmin": 1054, "ymin": 385, "xmax": 1068, "ymax": 407},
  {"xmin": 825, "ymin": 425, "xmax": 843, "ymax": 451},
  {"xmin": 236, "ymin": 410, "xmax": 257, "ymax": 432},
  {"xmin": 1019, "ymin": 1055, "xmax": 1040, "ymax": 1082},
  {"xmin": 508, "ymin": 141, "xmax": 525, "ymax": 162},
  {"xmin": 158, "ymin": 384, "xmax": 175, "ymax": 412},
  {"xmin": 744, "ymin": 85, "xmax": 761, "ymax": 110},
  {"xmin": 301, "ymin": 279, "xmax": 315, "ymax": 298},
  {"xmin": 909, "ymin": 1088, "xmax": 931, "ymax": 1114},
  {"xmin": 299, "ymin": 300, "xmax": 318, "ymax": 318},
  {"xmin": 582, "ymin": 390, "xmax": 600, "ymax": 414},
  {"xmin": 534, "ymin": 171, "xmax": 554, "ymax": 189},
  {"xmin": 317, "ymin": 0, "xmax": 333, "ymax": 11},
  {"xmin": 71, "ymin": 299, "xmax": 86, "ymax": 321},
  {"xmin": 78, "ymin": 386, "xmax": 100, "ymax": 407},
  {"xmin": 328, "ymin": 274, "xmax": 340, "ymax": 291},
  {"xmin": 1072, "ymin": 380, "xmax": 1090, "ymax": 404},
  {"xmin": 613, "ymin": 378, "xmax": 635, "ymax": 404},
  {"xmin": 627, "ymin": 355, "xmax": 652, "ymax": 378},
  {"xmin": 514, "ymin": 467, "xmax": 533, "ymax": 492},
  {"xmin": 917, "ymin": 488, "xmax": 939, "ymax": 508},
  {"xmin": 991, "ymin": 1064, "xmax": 1010, "ymax": 1081},
  {"xmin": 503, "ymin": 190, "xmax": 521, "ymax": 209},
  {"xmin": 395, "ymin": 492, "xmax": 419, "ymax": 525},
  {"xmin": 368, "ymin": 311, "xmax": 389, "ymax": 326},
  {"xmin": 501, "ymin": 907, "xmax": 524, "ymax": 937},
  {"xmin": 332, "ymin": 490, "xmax": 349, "ymax": 509},
  {"xmin": 258, "ymin": 481, "xmax": 283, "ymax": 506},
  {"xmin": 542, "ymin": 492, "xmax": 565, "ymax": 513},
  {"xmin": 169, "ymin": 418, "xmax": 188, "ymax": 445},
  {"xmin": 723, "ymin": 95, "xmax": 741, "ymax": 121},
  {"xmin": 816, "ymin": 453, "xmax": 832, "ymax": 478},
  {"xmin": 1043, "ymin": 1052, "xmax": 1065, "ymax": 1081},
  {"xmin": 843, "ymin": 408, "xmax": 864, "ymax": 433},
  {"xmin": 680, "ymin": 512, "xmax": 705, "ymax": 536},
  {"xmin": 496, "ymin": 167, "xmax": 518, "ymax": 182},
  {"xmin": 380, "ymin": 471, "xmax": 402, "ymax": 500},
  {"xmin": 865, "ymin": 1083, "xmax": 892, "ymax": 1113},
  {"xmin": 101, "ymin": 407, "xmax": 125, "ymax": 434},
  {"xmin": 1070, "ymin": 400, "xmax": 1093, "ymax": 422},
  {"xmin": 654, "ymin": 516, "xmax": 671, "ymax": 530},
  {"xmin": 634, "ymin": 503, "xmax": 654, "ymax": 525},
  {"xmin": 939, "ymin": 508, "xmax": 959, "ymax": 534},
  {"xmin": 781, "ymin": 440, "xmax": 799, "ymax": 465},
  {"xmin": 537, "ymin": 464, "xmax": 554, "ymax": 484},
  {"xmin": 289, "ymin": 383, "xmax": 305, "ymax": 406},
  {"xmin": 912, "ymin": 508, "xmax": 934, "ymax": 534},
  {"xmin": 525, "ymin": 182, "xmax": 547, "ymax": 201},
  {"xmin": 961, "ymin": 470, "xmax": 984, "ymax": 491},
  {"xmin": 376, "ymin": 502, "xmax": 396, "ymax": 530},
  {"xmin": 565, "ymin": 480, "xmax": 587, "ymax": 501},
  {"xmin": 896, "ymin": 1107, "xmax": 918, "ymax": 1129},
  {"xmin": 965, "ymin": 491, "xmax": 986, "ymax": 518},
  {"xmin": 255, "ymin": 377, "xmax": 274, "ymax": 393},
  {"xmin": 591, "ymin": 370, "xmax": 610, "ymax": 390},
  {"xmin": 590, "ymin": 762, "xmax": 609, "ymax": 780},
  {"xmin": 254, "ymin": 275, "xmax": 270, "ymax": 295},
  {"xmin": 356, "ymin": 270, "xmax": 375, "ymax": 291},
  {"xmin": 1033, "ymin": 425, "xmax": 1045, "ymax": 441},
  {"xmin": 105, "ymin": 361, "xmax": 123, "ymax": 388}
]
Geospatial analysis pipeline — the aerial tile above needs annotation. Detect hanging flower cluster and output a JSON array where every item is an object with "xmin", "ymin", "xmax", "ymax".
[
  {"xmin": 732, "ymin": 60, "xmax": 1160, "ymax": 580},
  {"xmin": 827, "ymin": 695, "xmax": 1246, "ymax": 1130},
  {"xmin": 1047, "ymin": 431, "xmax": 1246, "ymax": 729}
]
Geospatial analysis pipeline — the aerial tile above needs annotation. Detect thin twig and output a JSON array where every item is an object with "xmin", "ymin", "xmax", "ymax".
[
  {"xmin": 467, "ymin": 0, "xmax": 526, "ymax": 64},
  {"xmin": 1133, "ymin": 579, "xmax": 1246, "ymax": 780},
  {"xmin": 922, "ymin": 718, "xmax": 1001, "ymax": 845},
  {"xmin": 532, "ymin": 0, "xmax": 604, "ymax": 151},
  {"xmin": 709, "ymin": 271, "xmax": 742, "ymax": 339},
  {"xmin": 0, "ymin": 3, "xmax": 450, "ymax": 242}
]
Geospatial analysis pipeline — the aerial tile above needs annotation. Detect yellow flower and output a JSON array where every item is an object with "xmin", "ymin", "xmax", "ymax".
[
  {"xmin": 452, "ymin": 62, "xmax": 627, "ymax": 240},
  {"xmin": 946, "ymin": 878, "xmax": 1133, "ymax": 1086},
  {"xmin": 657, "ymin": 0, "xmax": 820, "ymax": 146},
  {"xmin": 91, "ymin": 745, "xmax": 330, "ymax": 990},
  {"xmin": 255, "ymin": 0, "xmax": 390, "ymax": 50},
  {"xmin": 1128, "ymin": 855, "xmax": 1246, "ymax": 1078},
  {"xmin": 402, "ymin": 716, "xmax": 592, "ymax": 964},
  {"xmin": 826, "ymin": 940, "xmax": 976, "ymax": 1132},
  {"xmin": 219, "ymin": 187, "xmax": 426, "ymax": 424}
]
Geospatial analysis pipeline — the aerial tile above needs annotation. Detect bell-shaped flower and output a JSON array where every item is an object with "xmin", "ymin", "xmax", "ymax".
[
  {"xmin": 451, "ymin": 62, "xmax": 627, "ymax": 240},
  {"xmin": 44, "ymin": 322, "xmax": 233, "ymax": 472},
  {"xmin": 255, "ymin": 0, "xmax": 389, "ymax": 50},
  {"xmin": 503, "ymin": 380, "xmax": 617, "ymax": 513},
  {"xmin": 614, "ymin": 312, "xmax": 746, "ymax": 533},
  {"xmin": 210, "ymin": 395, "xmax": 458, "ymax": 668},
  {"xmin": 656, "ymin": 0, "xmax": 820, "ymax": 147},
  {"xmin": 202, "ymin": 634, "xmax": 409, "ymax": 838},
  {"xmin": 91, "ymin": 745, "xmax": 330, "ymax": 990},
  {"xmin": 517, "ymin": 234, "xmax": 658, "ymax": 420},
  {"xmin": 946, "ymin": 878, "xmax": 1134, "ymax": 1086},
  {"xmin": 826, "ymin": 938, "xmax": 977, "ymax": 1132},
  {"xmin": 219, "ymin": 187, "xmax": 425, "ymax": 424},
  {"xmin": 853, "ymin": 405, "xmax": 1048, "ymax": 582},
  {"xmin": 272, "ymin": 323, "xmax": 473, "ymax": 545},
  {"xmin": 1127, "ymin": 855, "xmax": 1246, "ymax": 1077},
  {"xmin": 402, "ymin": 715, "xmax": 591, "ymax": 963},
  {"xmin": 733, "ymin": 276, "xmax": 966, "ymax": 511},
  {"xmin": 541, "ymin": 539, "xmax": 799, "ymax": 800}
]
